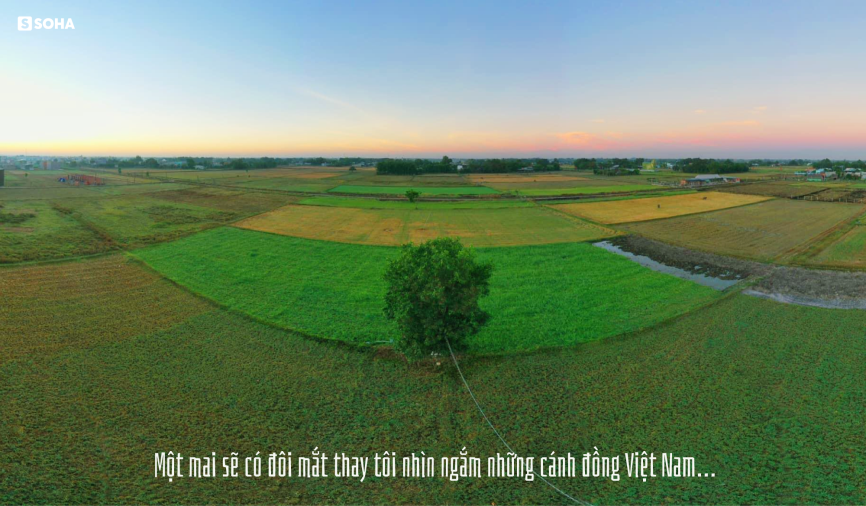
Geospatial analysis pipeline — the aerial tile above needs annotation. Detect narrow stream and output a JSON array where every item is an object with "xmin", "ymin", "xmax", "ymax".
[{"xmin": 594, "ymin": 240, "xmax": 741, "ymax": 290}]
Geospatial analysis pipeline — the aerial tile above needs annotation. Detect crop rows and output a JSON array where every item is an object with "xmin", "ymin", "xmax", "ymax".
[{"xmin": 0, "ymin": 255, "xmax": 211, "ymax": 365}]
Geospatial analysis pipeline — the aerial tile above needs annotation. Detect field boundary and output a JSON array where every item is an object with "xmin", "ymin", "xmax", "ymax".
[
  {"xmin": 780, "ymin": 204, "xmax": 866, "ymax": 266},
  {"xmin": 125, "ymin": 252, "xmax": 387, "ymax": 354}
]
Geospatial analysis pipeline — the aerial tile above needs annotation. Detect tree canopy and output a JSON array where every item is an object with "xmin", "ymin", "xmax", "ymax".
[{"xmin": 383, "ymin": 238, "xmax": 493, "ymax": 360}]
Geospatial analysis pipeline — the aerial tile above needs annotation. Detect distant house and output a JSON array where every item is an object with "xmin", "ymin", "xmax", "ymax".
[
  {"xmin": 807, "ymin": 170, "xmax": 837, "ymax": 182},
  {"xmin": 456, "ymin": 164, "xmax": 465, "ymax": 172},
  {"xmin": 518, "ymin": 167, "xmax": 534, "ymax": 172},
  {"xmin": 680, "ymin": 174, "xmax": 738, "ymax": 187}
]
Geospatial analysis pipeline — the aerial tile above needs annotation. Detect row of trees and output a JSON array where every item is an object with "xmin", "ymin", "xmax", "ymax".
[
  {"xmin": 812, "ymin": 158, "xmax": 866, "ymax": 170},
  {"xmin": 376, "ymin": 157, "xmax": 562, "ymax": 175},
  {"xmin": 673, "ymin": 158, "xmax": 750, "ymax": 174}
]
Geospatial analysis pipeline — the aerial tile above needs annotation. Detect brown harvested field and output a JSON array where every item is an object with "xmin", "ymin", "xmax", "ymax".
[
  {"xmin": 234, "ymin": 203, "xmax": 616, "ymax": 247},
  {"xmin": 716, "ymin": 182, "xmax": 825, "ymax": 198},
  {"xmin": 552, "ymin": 191, "xmax": 771, "ymax": 224},
  {"xmin": 620, "ymin": 199, "xmax": 866, "ymax": 261},
  {"xmin": 0, "ymin": 255, "xmax": 212, "ymax": 366},
  {"xmin": 811, "ymin": 188, "xmax": 866, "ymax": 202}
]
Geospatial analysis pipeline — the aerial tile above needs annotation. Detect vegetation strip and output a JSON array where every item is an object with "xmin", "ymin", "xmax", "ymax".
[{"xmin": 132, "ymin": 227, "xmax": 720, "ymax": 354}]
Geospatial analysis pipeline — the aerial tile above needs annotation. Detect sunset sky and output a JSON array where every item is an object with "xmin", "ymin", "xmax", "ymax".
[{"xmin": 3, "ymin": 0, "xmax": 866, "ymax": 158}]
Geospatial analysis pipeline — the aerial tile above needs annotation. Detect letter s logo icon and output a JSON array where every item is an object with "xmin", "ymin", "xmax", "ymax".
[{"xmin": 18, "ymin": 16, "xmax": 32, "ymax": 30}]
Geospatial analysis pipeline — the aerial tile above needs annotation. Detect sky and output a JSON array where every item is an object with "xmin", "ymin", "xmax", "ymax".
[{"xmin": 2, "ymin": 0, "xmax": 866, "ymax": 159}]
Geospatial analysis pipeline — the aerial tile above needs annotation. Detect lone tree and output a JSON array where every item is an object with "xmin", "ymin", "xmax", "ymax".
[
  {"xmin": 383, "ymin": 238, "xmax": 493, "ymax": 361},
  {"xmin": 405, "ymin": 189, "xmax": 420, "ymax": 203}
]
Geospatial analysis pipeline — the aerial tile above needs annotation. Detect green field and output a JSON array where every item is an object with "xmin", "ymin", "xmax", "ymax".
[
  {"xmin": 0, "ymin": 200, "xmax": 113, "ymax": 263},
  {"xmin": 621, "ymin": 199, "xmax": 865, "ymax": 261},
  {"xmin": 810, "ymin": 214, "xmax": 866, "ymax": 268},
  {"xmin": 3, "ymin": 262, "xmax": 866, "ymax": 503},
  {"xmin": 51, "ymin": 195, "xmax": 238, "ymax": 247},
  {"xmin": 328, "ymin": 185, "xmax": 500, "ymax": 195},
  {"xmin": 0, "ymin": 255, "xmax": 211, "ymax": 366},
  {"xmin": 132, "ymin": 227, "xmax": 720, "ymax": 354}
]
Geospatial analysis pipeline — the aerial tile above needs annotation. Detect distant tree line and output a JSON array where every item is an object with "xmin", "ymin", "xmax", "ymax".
[
  {"xmin": 673, "ymin": 158, "xmax": 749, "ymax": 174},
  {"xmin": 812, "ymin": 158, "xmax": 866, "ymax": 170},
  {"xmin": 115, "ymin": 156, "xmax": 162, "ymax": 169},
  {"xmin": 570, "ymin": 157, "xmax": 645, "ymax": 176},
  {"xmin": 376, "ymin": 157, "xmax": 561, "ymax": 175}
]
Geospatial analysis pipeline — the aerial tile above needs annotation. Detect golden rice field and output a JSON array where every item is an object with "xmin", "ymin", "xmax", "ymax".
[
  {"xmin": 620, "ymin": 199, "xmax": 865, "ymax": 260},
  {"xmin": 551, "ymin": 191, "xmax": 772, "ymax": 224},
  {"xmin": 234, "ymin": 203, "xmax": 617, "ymax": 246}
]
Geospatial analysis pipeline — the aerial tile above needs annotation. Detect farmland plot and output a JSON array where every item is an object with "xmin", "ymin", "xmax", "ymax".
[
  {"xmin": 0, "ymin": 200, "xmax": 113, "ymax": 263},
  {"xmin": 517, "ymin": 184, "xmax": 657, "ymax": 196},
  {"xmin": 146, "ymin": 187, "xmax": 296, "ymax": 215},
  {"xmin": 298, "ymin": 196, "xmax": 533, "ymax": 209},
  {"xmin": 467, "ymin": 174, "xmax": 588, "ymax": 184},
  {"xmin": 621, "ymin": 199, "xmax": 865, "ymax": 260},
  {"xmin": 133, "ymin": 227, "xmax": 720, "ymax": 353},
  {"xmin": 552, "ymin": 191, "xmax": 770, "ymax": 224},
  {"xmin": 0, "ymin": 255, "xmax": 211, "ymax": 365},
  {"xmin": 716, "ymin": 182, "xmax": 824, "ymax": 198},
  {"xmin": 52, "ymin": 195, "xmax": 238, "ymax": 247},
  {"xmin": 810, "ymin": 215, "xmax": 866, "ymax": 268},
  {"xmin": 328, "ymin": 184, "xmax": 499, "ymax": 195},
  {"xmin": 4, "ymin": 295, "xmax": 866, "ymax": 504},
  {"xmin": 235, "ymin": 204, "xmax": 616, "ymax": 246}
]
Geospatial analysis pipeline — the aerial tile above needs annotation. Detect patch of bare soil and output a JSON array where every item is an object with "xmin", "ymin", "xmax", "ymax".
[
  {"xmin": 750, "ymin": 268, "xmax": 866, "ymax": 307},
  {"xmin": 610, "ymin": 235, "xmax": 769, "ymax": 279},
  {"xmin": 614, "ymin": 235, "xmax": 866, "ymax": 309}
]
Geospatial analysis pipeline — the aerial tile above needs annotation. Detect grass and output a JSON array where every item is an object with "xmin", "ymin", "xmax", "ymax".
[
  {"xmin": 236, "ymin": 178, "xmax": 341, "ymax": 192},
  {"xmin": 298, "ymin": 196, "xmax": 533, "ymax": 209},
  {"xmin": 467, "ymin": 174, "xmax": 588, "ymax": 183},
  {"xmin": 0, "ymin": 255, "xmax": 211, "ymax": 366},
  {"xmin": 809, "ymin": 214, "xmax": 866, "ymax": 268},
  {"xmin": 132, "ymin": 227, "xmax": 720, "ymax": 354},
  {"xmin": 329, "ymin": 185, "xmax": 500, "ymax": 196},
  {"xmin": 0, "ymin": 200, "xmax": 113, "ymax": 263},
  {"xmin": 146, "ymin": 187, "xmax": 297, "ymax": 215},
  {"xmin": 235, "ymin": 204, "xmax": 616, "ymax": 247},
  {"xmin": 620, "ymin": 199, "xmax": 865, "ymax": 261},
  {"xmin": 3, "ymin": 287, "xmax": 866, "ymax": 503},
  {"xmin": 0, "ymin": 187, "xmax": 104, "ymax": 201},
  {"xmin": 552, "ymin": 192, "xmax": 771, "ymax": 224},
  {"xmin": 51, "ymin": 195, "xmax": 239, "ymax": 248}
]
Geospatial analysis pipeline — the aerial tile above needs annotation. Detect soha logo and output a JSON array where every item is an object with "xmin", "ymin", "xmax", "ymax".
[{"xmin": 18, "ymin": 17, "xmax": 75, "ymax": 31}]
